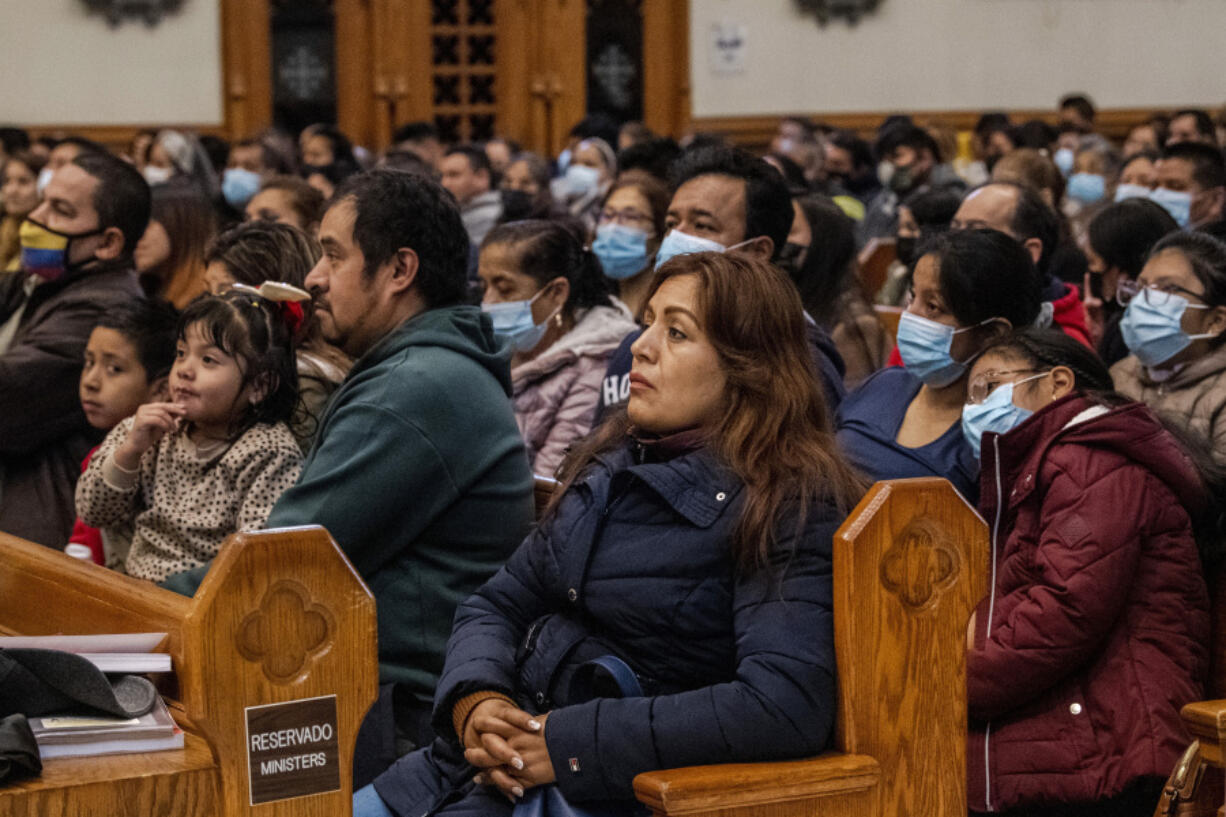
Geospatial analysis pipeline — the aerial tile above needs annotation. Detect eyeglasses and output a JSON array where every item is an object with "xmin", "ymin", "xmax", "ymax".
[
  {"xmin": 1116, "ymin": 278, "xmax": 1206, "ymax": 307},
  {"xmin": 599, "ymin": 208, "xmax": 652, "ymax": 228},
  {"xmin": 966, "ymin": 369, "xmax": 1044, "ymax": 405}
]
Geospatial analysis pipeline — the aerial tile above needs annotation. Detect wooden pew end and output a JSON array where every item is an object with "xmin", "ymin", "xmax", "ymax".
[
  {"xmin": 633, "ymin": 753, "xmax": 880, "ymax": 815},
  {"xmin": 1183, "ymin": 700, "xmax": 1226, "ymax": 766}
]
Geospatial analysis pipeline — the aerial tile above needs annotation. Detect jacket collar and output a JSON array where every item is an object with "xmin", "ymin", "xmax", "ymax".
[
  {"xmin": 981, "ymin": 392, "xmax": 1208, "ymax": 514},
  {"xmin": 980, "ymin": 393, "xmax": 1098, "ymax": 509},
  {"xmin": 598, "ymin": 442, "xmax": 743, "ymax": 529},
  {"xmin": 1135, "ymin": 342, "xmax": 1226, "ymax": 390},
  {"xmin": 7, "ymin": 261, "xmax": 136, "ymax": 323},
  {"xmin": 346, "ymin": 304, "xmax": 513, "ymax": 395}
]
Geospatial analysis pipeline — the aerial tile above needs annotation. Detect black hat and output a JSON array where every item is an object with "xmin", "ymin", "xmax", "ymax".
[{"xmin": 0, "ymin": 649, "xmax": 157, "ymax": 720}]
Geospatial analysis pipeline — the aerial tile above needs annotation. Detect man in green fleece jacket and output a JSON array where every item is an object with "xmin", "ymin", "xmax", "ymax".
[{"xmin": 162, "ymin": 170, "xmax": 534, "ymax": 784}]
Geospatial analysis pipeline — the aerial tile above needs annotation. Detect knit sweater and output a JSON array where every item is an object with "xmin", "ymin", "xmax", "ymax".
[{"xmin": 75, "ymin": 417, "xmax": 302, "ymax": 582}]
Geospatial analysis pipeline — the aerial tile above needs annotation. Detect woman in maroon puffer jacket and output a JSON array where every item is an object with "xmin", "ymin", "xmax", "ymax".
[{"xmin": 961, "ymin": 329, "xmax": 1213, "ymax": 816}]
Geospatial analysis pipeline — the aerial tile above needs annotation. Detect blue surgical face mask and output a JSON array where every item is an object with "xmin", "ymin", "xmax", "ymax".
[
  {"xmin": 593, "ymin": 223, "xmax": 650, "ymax": 280},
  {"xmin": 1149, "ymin": 187, "xmax": 1193, "ymax": 228},
  {"xmin": 483, "ymin": 286, "xmax": 560, "ymax": 353},
  {"xmin": 222, "ymin": 167, "xmax": 263, "ymax": 209},
  {"xmin": 654, "ymin": 229, "xmax": 752, "ymax": 270},
  {"xmin": 1053, "ymin": 147, "xmax": 1075, "ymax": 177},
  {"xmin": 960, "ymin": 373, "xmax": 1046, "ymax": 459},
  {"xmin": 896, "ymin": 311, "xmax": 985, "ymax": 387},
  {"xmin": 1114, "ymin": 183, "xmax": 1151, "ymax": 203},
  {"xmin": 1067, "ymin": 172, "xmax": 1106, "ymax": 205},
  {"xmin": 1120, "ymin": 289, "xmax": 1215, "ymax": 367}
]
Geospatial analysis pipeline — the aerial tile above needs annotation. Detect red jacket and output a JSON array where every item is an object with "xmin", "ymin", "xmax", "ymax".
[
  {"xmin": 1048, "ymin": 282, "xmax": 1091, "ymax": 348},
  {"xmin": 968, "ymin": 395, "xmax": 1209, "ymax": 812},
  {"xmin": 67, "ymin": 446, "xmax": 104, "ymax": 565}
]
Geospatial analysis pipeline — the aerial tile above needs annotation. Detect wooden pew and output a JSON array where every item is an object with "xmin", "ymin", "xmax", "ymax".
[
  {"xmin": 634, "ymin": 477, "xmax": 989, "ymax": 817},
  {"xmin": 0, "ymin": 526, "xmax": 377, "ymax": 817},
  {"xmin": 873, "ymin": 304, "xmax": 904, "ymax": 344},
  {"xmin": 1158, "ymin": 562, "xmax": 1226, "ymax": 815},
  {"xmin": 533, "ymin": 474, "xmax": 561, "ymax": 519},
  {"xmin": 857, "ymin": 237, "xmax": 897, "ymax": 300}
]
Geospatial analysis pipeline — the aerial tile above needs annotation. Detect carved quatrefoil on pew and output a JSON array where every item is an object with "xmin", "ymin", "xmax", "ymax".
[
  {"xmin": 880, "ymin": 519, "xmax": 960, "ymax": 610},
  {"xmin": 237, "ymin": 581, "xmax": 334, "ymax": 683}
]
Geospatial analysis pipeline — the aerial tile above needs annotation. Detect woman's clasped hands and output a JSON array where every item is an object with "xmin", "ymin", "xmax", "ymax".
[{"xmin": 463, "ymin": 698, "xmax": 556, "ymax": 802}]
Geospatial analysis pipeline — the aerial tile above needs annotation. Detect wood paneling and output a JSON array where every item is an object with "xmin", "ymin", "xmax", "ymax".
[
  {"xmin": 496, "ymin": 0, "xmax": 539, "ymax": 150},
  {"xmin": 25, "ymin": 0, "xmax": 694, "ymax": 155},
  {"xmin": 642, "ymin": 0, "xmax": 690, "ymax": 139},
  {"xmin": 336, "ymin": 0, "xmax": 376, "ymax": 148},
  {"xmin": 23, "ymin": 125, "xmax": 230, "ymax": 158},
  {"xmin": 691, "ymin": 108, "xmax": 1171, "ymax": 153},
  {"xmin": 541, "ymin": 0, "xmax": 588, "ymax": 156},
  {"xmin": 221, "ymin": 0, "xmax": 272, "ymax": 139}
]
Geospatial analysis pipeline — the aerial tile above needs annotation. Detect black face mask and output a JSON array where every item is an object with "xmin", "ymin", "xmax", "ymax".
[
  {"xmin": 889, "ymin": 163, "xmax": 923, "ymax": 195},
  {"xmin": 776, "ymin": 241, "xmax": 807, "ymax": 278},
  {"xmin": 302, "ymin": 163, "xmax": 334, "ymax": 181},
  {"xmin": 895, "ymin": 236, "xmax": 918, "ymax": 268},
  {"xmin": 500, "ymin": 189, "xmax": 536, "ymax": 221},
  {"xmin": 833, "ymin": 171, "xmax": 877, "ymax": 196}
]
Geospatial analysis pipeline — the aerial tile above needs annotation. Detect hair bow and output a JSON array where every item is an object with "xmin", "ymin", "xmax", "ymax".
[{"xmin": 230, "ymin": 281, "xmax": 311, "ymax": 336}]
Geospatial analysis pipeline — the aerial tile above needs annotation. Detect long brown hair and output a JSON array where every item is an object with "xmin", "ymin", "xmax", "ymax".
[
  {"xmin": 555, "ymin": 251, "xmax": 866, "ymax": 571},
  {"xmin": 144, "ymin": 180, "xmax": 217, "ymax": 308}
]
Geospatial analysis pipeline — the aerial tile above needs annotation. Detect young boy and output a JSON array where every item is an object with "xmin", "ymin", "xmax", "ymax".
[{"xmin": 70, "ymin": 299, "xmax": 178, "ymax": 566}]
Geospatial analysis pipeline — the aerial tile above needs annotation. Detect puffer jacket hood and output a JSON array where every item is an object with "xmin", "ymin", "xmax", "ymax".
[
  {"xmin": 969, "ymin": 393, "xmax": 1210, "ymax": 812},
  {"xmin": 1047, "ymin": 282, "xmax": 1092, "ymax": 348},
  {"xmin": 980, "ymin": 393, "xmax": 1209, "ymax": 522},
  {"xmin": 353, "ymin": 304, "xmax": 514, "ymax": 396}
]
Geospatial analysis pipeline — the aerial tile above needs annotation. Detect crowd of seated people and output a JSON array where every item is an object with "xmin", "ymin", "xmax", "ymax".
[{"xmin": 3, "ymin": 93, "xmax": 1226, "ymax": 816}]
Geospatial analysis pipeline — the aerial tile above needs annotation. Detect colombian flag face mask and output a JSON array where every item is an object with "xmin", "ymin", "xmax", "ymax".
[{"xmin": 19, "ymin": 218, "xmax": 104, "ymax": 282}]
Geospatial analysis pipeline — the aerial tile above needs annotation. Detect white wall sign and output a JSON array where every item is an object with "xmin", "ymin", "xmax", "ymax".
[{"xmin": 709, "ymin": 20, "xmax": 747, "ymax": 76}]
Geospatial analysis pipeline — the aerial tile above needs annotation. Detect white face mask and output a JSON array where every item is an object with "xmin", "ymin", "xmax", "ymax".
[
  {"xmin": 142, "ymin": 165, "xmax": 173, "ymax": 186},
  {"xmin": 37, "ymin": 167, "xmax": 54, "ymax": 196},
  {"xmin": 563, "ymin": 164, "xmax": 601, "ymax": 198}
]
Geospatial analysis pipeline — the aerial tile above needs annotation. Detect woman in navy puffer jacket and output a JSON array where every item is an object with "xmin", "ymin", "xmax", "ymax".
[{"xmin": 355, "ymin": 252, "xmax": 867, "ymax": 817}]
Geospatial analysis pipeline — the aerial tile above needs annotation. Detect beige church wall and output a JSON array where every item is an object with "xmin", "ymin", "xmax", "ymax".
[
  {"xmin": 0, "ymin": 0, "xmax": 223, "ymax": 126},
  {"xmin": 689, "ymin": 0, "xmax": 1226, "ymax": 118}
]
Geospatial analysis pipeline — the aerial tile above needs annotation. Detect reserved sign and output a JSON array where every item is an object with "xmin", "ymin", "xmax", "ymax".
[{"xmin": 245, "ymin": 695, "xmax": 340, "ymax": 805}]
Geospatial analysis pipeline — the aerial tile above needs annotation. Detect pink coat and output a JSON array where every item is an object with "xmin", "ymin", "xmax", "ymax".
[{"xmin": 512, "ymin": 303, "xmax": 636, "ymax": 476}]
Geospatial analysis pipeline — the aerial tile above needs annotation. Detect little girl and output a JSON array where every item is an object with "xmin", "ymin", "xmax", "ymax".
[
  {"xmin": 75, "ymin": 290, "xmax": 304, "ymax": 583},
  {"xmin": 962, "ymin": 328, "xmax": 1211, "ymax": 816}
]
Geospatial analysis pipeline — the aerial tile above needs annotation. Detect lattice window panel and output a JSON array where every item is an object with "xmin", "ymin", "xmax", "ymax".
[{"xmin": 430, "ymin": 0, "xmax": 496, "ymax": 143}]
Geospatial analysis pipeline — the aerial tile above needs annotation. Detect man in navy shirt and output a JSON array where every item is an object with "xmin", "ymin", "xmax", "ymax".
[{"xmin": 596, "ymin": 145, "xmax": 845, "ymax": 422}]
